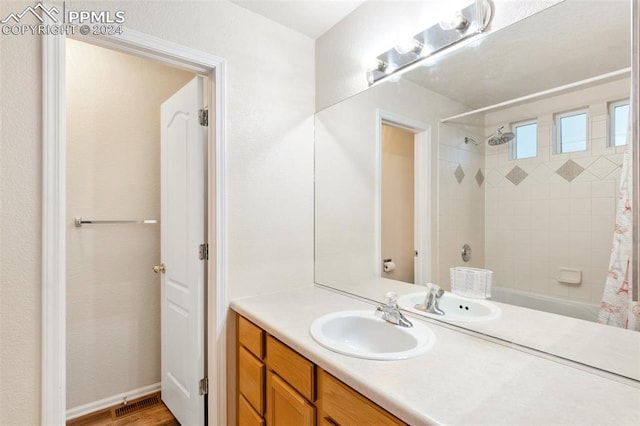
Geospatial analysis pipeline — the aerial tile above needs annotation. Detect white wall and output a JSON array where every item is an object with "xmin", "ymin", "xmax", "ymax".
[
  {"xmin": 483, "ymin": 78, "xmax": 630, "ymax": 304},
  {"xmin": 0, "ymin": 1, "xmax": 314, "ymax": 424},
  {"xmin": 315, "ymin": 0, "xmax": 563, "ymax": 111},
  {"xmin": 65, "ymin": 39, "xmax": 194, "ymax": 409}
]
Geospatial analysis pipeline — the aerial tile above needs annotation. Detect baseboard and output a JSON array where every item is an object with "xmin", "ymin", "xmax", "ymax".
[{"xmin": 66, "ymin": 382, "xmax": 161, "ymax": 421}]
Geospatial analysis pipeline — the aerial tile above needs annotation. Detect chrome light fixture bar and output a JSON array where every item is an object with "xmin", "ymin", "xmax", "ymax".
[{"xmin": 366, "ymin": 0, "xmax": 492, "ymax": 85}]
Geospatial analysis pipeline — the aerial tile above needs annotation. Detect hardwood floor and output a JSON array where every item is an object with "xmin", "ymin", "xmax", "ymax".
[{"xmin": 67, "ymin": 393, "xmax": 179, "ymax": 426}]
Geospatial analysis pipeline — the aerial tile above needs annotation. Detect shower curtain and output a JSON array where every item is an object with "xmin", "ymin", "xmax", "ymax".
[{"xmin": 598, "ymin": 119, "xmax": 640, "ymax": 331}]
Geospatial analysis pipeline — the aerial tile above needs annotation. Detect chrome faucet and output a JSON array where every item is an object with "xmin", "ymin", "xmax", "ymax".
[
  {"xmin": 414, "ymin": 284, "xmax": 445, "ymax": 316},
  {"xmin": 375, "ymin": 291, "xmax": 413, "ymax": 327}
]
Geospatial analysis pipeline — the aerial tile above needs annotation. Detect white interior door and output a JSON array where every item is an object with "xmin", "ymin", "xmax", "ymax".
[
  {"xmin": 414, "ymin": 130, "xmax": 432, "ymax": 285},
  {"xmin": 160, "ymin": 76, "xmax": 206, "ymax": 425}
]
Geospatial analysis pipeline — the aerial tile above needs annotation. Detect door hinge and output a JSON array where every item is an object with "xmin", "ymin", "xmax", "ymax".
[
  {"xmin": 199, "ymin": 109, "xmax": 209, "ymax": 127},
  {"xmin": 199, "ymin": 377, "xmax": 208, "ymax": 395},
  {"xmin": 199, "ymin": 243, "xmax": 209, "ymax": 261}
]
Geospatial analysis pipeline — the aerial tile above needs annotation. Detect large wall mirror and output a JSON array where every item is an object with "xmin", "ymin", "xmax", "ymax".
[{"xmin": 315, "ymin": 0, "xmax": 640, "ymax": 382}]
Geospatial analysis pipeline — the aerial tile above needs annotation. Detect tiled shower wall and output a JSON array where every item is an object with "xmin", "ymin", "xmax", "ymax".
[
  {"xmin": 437, "ymin": 121, "xmax": 486, "ymax": 288},
  {"xmin": 482, "ymin": 78, "xmax": 629, "ymax": 304}
]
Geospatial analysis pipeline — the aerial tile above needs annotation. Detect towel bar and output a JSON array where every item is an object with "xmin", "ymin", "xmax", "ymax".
[{"xmin": 74, "ymin": 217, "xmax": 159, "ymax": 227}]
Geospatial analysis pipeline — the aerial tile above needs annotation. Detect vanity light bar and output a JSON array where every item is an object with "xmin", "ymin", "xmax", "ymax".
[{"xmin": 366, "ymin": 0, "xmax": 492, "ymax": 85}]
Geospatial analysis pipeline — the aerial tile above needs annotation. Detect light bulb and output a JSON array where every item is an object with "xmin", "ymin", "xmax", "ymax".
[
  {"xmin": 383, "ymin": 61, "xmax": 398, "ymax": 74},
  {"xmin": 365, "ymin": 59, "xmax": 386, "ymax": 85},
  {"xmin": 439, "ymin": 12, "xmax": 470, "ymax": 31},
  {"xmin": 394, "ymin": 38, "xmax": 423, "ymax": 55},
  {"xmin": 365, "ymin": 58, "xmax": 385, "ymax": 72}
]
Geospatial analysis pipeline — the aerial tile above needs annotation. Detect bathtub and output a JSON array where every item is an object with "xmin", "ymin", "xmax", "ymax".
[{"xmin": 490, "ymin": 286, "xmax": 600, "ymax": 322}]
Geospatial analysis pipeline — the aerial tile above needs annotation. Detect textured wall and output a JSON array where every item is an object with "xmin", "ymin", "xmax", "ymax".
[
  {"xmin": 0, "ymin": 1, "xmax": 314, "ymax": 424},
  {"xmin": 65, "ymin": 39, "xmax": 194, "ymax": 409},
  {"xmin": 0, "ymin": 3, "xmax": 42, "ymax": 424},
  {"xmin": 315, "ymin": 0, "xmax": 563, "ymax": 111}
]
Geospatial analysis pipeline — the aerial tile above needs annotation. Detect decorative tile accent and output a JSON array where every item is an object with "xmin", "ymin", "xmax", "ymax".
[
  {"xmin": 556, "ymin": 159, "xmax": 585, "ymax": 182},
  {"xmin": 475, "ymin": 169, "xmax": 484, "ymax": 187},
  {"xmin": 587, "ymin": 156, "xmax": 618, "ymax": 179},
  {"xmin": 454, "ymin": 165, "xmax": 465, "ymax": 184},
  {"xmin": 505, "ymin": 165, "xmax": 528, "ymax": 186}
]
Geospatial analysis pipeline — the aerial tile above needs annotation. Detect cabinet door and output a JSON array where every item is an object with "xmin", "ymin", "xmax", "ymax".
[
  {"xmin": 267, "ymin": 372, "xmax": 315, "ymax": 426},
  {"xmin": 239, "ymin": 394, "xmax": 265, "ymax": 426}
]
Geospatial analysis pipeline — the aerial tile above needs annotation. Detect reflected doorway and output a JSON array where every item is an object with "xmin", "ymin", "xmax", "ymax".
[
  {"xmin": 379, "ymin": 119, "xmax": 432, "ymax": 285},
  {"xmin": 381, "ymin": 124, "xmax": 415, "ymax": 283}
]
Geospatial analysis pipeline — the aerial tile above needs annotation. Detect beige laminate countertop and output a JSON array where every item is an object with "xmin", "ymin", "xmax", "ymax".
[{"xmin": 230, "ymin": 285, "xmax": 640, "ymax": 426}]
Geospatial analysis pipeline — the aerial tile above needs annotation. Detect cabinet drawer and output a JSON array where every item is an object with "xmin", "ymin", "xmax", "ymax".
[
  {"xmin": 239, "ymin": 315, "xmax": 264, "ymax": 359},
  {"xmin": 239, "ymin": 346, "xmax": 265, "ymax": 415},
  {"xmin": 266, "ymin": 336, "xmax": 314, "ymax": 401},
  {"xmin": 239, "ymin": 394, "xmax": 265, "ymax": 426},
  {"xmin": 317, "ymin": 369, "xmax": 406, "ymax": 426}
]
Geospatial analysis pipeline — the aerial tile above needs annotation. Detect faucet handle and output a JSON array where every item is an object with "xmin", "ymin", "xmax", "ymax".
[
  {"xmin": 377, "ymin": 291, "xmax": 413, "ymax": 327},
  {"xmin": 431, "ymin": 284, "xmax": 444, "ymax": 298},
  {"xmin": 384, "ymin": 291, "xmax": 399, "ymax": 307}
]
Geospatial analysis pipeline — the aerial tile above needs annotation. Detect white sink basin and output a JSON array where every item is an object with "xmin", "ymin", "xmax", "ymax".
[
  {"xmin": 397, "ymin": 292, "xmax": 501, "ymax": 322},
  {"xmin": 309, "ymin": 310, "xmax": 435, "ymax": 360}
]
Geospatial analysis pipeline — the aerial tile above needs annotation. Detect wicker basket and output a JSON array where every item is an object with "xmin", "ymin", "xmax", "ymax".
[{"xmin": 450, "ymin": 267, "xmax": 493, "ymax": 299}]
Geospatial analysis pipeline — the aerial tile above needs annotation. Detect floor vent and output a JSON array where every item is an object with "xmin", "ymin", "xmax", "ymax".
[{"xmin": 111, "ymin": 393, "xmax": 161, "ymax": 419}]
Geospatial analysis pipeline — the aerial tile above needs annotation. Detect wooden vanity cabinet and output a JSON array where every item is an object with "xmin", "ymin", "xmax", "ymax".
[{"xmin": 236, "ymin": 313, "xmax": 405, "ymax": 426}]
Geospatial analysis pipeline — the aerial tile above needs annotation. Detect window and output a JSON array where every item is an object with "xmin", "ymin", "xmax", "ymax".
[
  {"xmin": 511, "ymin": 120, "xmax": 537, "ymax": 159},
  {"xmin": 555, "ymin": 109, "xmax": 588, "ymax": 153},
  {"xmin": 609, "ymin": 100, "xmax": 629, "ymax": 147}
]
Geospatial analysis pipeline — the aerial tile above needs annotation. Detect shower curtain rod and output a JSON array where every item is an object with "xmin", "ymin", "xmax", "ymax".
[
  {"xmin": 74, "ymin": 217, "xmax": 159, "ymax": 227},
  {"xmin": 440, "ymin": 67, "xmax": 631, "ymax": 123}
]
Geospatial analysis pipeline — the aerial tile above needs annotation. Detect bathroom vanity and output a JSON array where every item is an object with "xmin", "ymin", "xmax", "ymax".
[
  {"xmin": 236, "ymin": 314, "xmax": 405, "ymax": 425},
  {"xmin": 231, "ymin": 286, "xmax": 640, "ymax": 425}
]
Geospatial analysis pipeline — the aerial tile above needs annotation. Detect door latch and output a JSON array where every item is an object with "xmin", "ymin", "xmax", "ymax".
[{"xmin": 199, "ymin": 377, "xmax": 208, "ymax": 395}]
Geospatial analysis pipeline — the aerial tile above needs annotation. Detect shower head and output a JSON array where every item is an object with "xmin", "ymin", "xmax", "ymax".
[
  {"xmin": 487, "ymin": 126, "xmax": 515, "ymax": 146},
  {"xmin": 464, "ymin": 136, "xmax": 480, "ymax": 146}
]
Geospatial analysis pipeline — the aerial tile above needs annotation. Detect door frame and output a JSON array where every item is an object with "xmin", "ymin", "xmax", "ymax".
[
  {"xmin": 42, "ymin": 28, "xmax": 227, "ymax": 425},
  {"xmin": 376, "ymin": 110, "xmax": 432, "ymax": 284}
]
